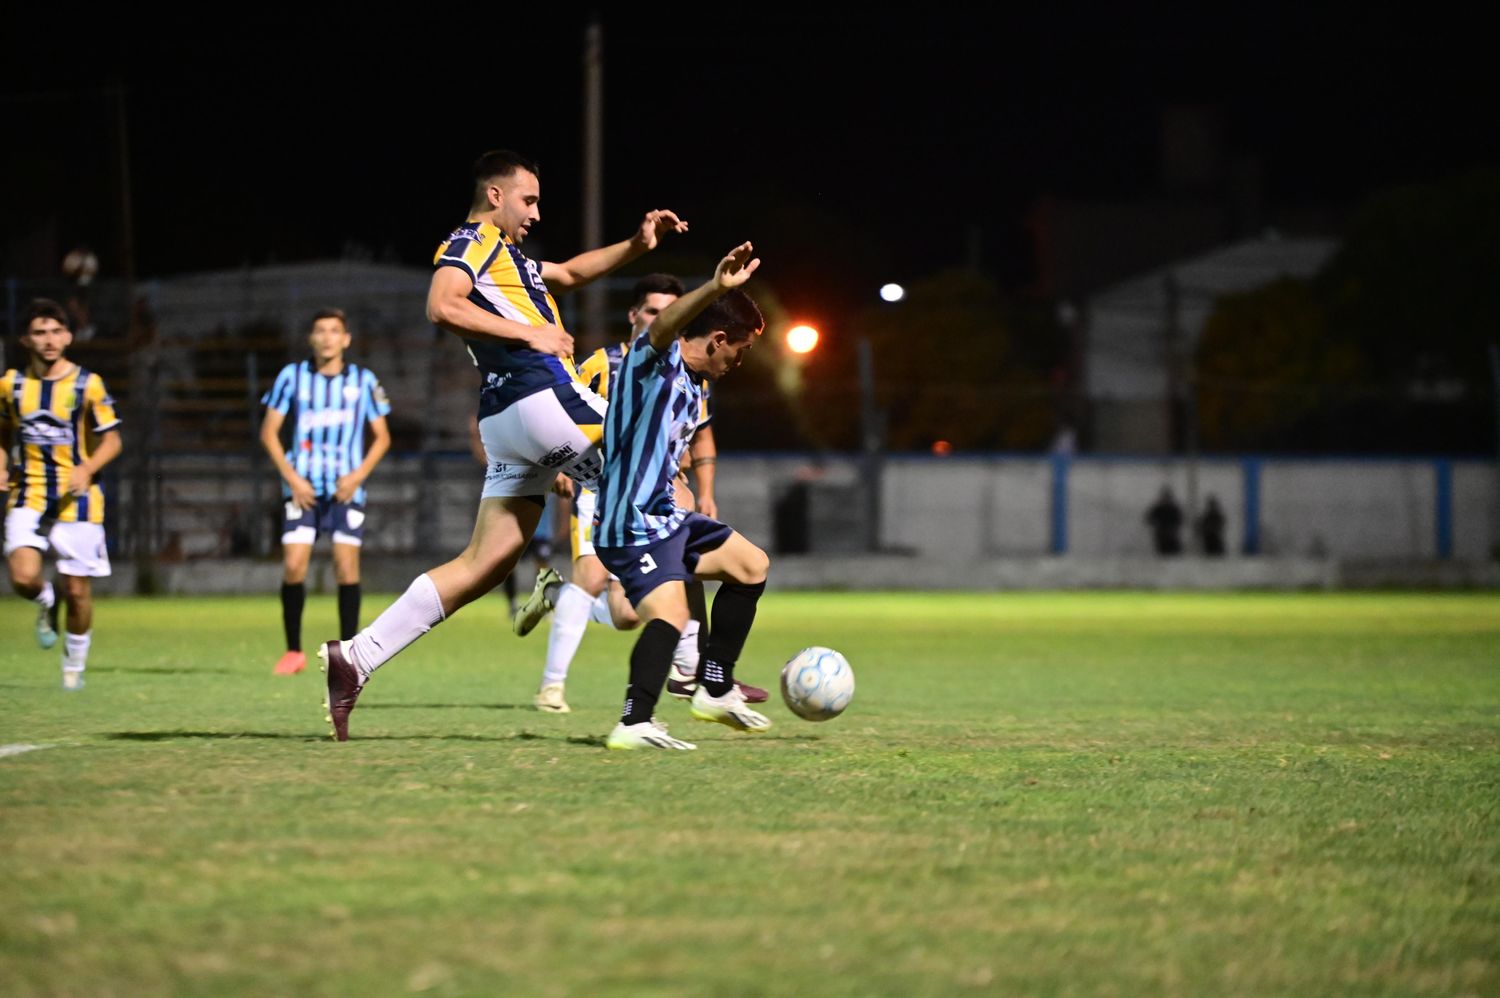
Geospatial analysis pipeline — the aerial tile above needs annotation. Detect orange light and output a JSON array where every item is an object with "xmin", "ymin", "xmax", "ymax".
[
  {"xmin": 932, "ymin": 440, "xmax": 952, "ymax": 456},
  {"xmin": 785, "ymin": 324, "xmax": 819, "ymax": 354}
]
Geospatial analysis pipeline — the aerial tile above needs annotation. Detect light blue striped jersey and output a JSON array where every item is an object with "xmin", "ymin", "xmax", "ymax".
[
  {"xmin": 581, "ymin": 340, "xmax": 715, "ymax": 429},
  {"xmin": 262, "ymin": 360, "xmax": 391, "ymax": 503},
  {"xmin": 595, "ymin": 333, "xmax": 704, "ymax": 548}
]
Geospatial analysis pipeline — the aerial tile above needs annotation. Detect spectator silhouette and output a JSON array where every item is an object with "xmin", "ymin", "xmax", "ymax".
[
  {"xmin": 1196, "ymin": 495, "xmax": 1227, "ymax": 556},
  {"xmin": 1145, "ymin": 486, "xmax": 1184, "ymax": 555}
]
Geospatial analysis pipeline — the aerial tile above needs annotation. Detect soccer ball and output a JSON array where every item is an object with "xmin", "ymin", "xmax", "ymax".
[{"xmin": 779, "ymin": 647, "xmax": 854, "ymax": 722}]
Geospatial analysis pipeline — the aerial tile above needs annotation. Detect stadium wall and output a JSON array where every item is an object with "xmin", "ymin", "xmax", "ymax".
[{"xmin": 83, "ymin": 453, "xmax": 1500, "ymax": 593}]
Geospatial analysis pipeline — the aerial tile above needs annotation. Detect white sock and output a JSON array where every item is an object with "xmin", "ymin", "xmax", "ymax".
[
  {"xmin": 589, "ymin": 591, "xmax": 614, "ymax": 626},
  {"xmin": 346, "ymin": 574, "xmax": 445, "ymax": 680},
  {"xmin": 63, "ymin": 630, "xmax": 91, "ymax": 672},
  {"xmin": 672, "ymin": 619, "xmax": 701, "ymax": 676},
  {"xmin": 542, "ymin": 583, "xmax": 594, "ymax": 687},
  {"xmin": 34, "ymin": 581, "xmax": 55, "ymax": 610}
]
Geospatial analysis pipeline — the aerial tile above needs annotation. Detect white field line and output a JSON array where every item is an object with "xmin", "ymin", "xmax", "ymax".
[{"xmin": 0, "ymin": 744, "xmax": 56, "ymax": 759}]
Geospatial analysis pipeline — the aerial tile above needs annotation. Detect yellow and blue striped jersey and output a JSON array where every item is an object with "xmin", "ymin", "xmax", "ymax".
[
  {"xmin": 580, "ymin": 341, "xmax": 713, "ymax": 428},
  {"xmin": 0, "ymin": 366, "xmax": 120, "ymax": 523},
  {"xmin": 434, "ymin": 220, "xmax": 580, "ymax": 417}
]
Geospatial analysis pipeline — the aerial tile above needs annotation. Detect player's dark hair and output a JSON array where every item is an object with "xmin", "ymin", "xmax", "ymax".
[
  {"xmin": 684, "ymin": 290, "xmax": 764, "ymax": 343},
  {"xmin": 471, "ymin": 149, "xmax": 540, "ymax": 210},
  {"xmin": 309, "ymin": 307, "xmax": 348, "ymax": 331},
  {"xmin": 20, "ymin": 298, "xmax": 69, "ymax": 333},
  {"xmin": 631, "ymin": 273, "xmax": 685, "ymax": 304}
]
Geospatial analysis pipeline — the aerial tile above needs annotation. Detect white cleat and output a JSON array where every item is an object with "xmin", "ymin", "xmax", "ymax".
[
  {"xmin": 606, "ymin": 721, "xmax": 697, "ymax": 751},
  {"xmin": 61, "ymin": 670, "xmax": 85, "ymax": 692},
  {"xmin": 689, "ymin": 685, "xmax": 772, "ymax": 733},
  {"xmin": 534, "ymin": 682, "xmax": 571, "ymax": 713}
]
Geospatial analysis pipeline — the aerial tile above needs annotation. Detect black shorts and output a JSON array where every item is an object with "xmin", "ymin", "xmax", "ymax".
[
  {"xmin": 282, "ymin": 498, "xmax": 366, "ymax": 546},
  {"xmin": 597, "ymin": 513, "xmax": 733, "ymax": 606}
]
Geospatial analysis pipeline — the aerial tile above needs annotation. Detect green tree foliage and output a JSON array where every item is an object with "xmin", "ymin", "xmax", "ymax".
[
  {"xmin": 1320, "ymin": 168, "xmax": 1500, "ymax": 387},
  {"xmin": 796, "ymin": 271, "xmax": 1060, "ymax": 451},
  {"xmin": 1196, "ymin": 169, "xmax": 1500, "ymax": 452},
  {"xmin": 1195, "ymin": 278, "xmax": 1365, "ymax": 449}
]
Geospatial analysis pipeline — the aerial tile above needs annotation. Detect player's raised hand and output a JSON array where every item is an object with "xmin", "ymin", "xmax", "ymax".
[
  {"xmin": 632, "ymin": 209, "xmax": 689, "ymax": 251},
  {"xmin": 527, "ymin": 323, "xmax": 574, "ymax": 359},
  {"xmin": 714, "ymin": 242, "xmax": 760, "ymax": 289}
]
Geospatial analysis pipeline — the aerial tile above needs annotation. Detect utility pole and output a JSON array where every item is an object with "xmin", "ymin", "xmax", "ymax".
[
  {"xmin": 112, "ymin": 81, "xmax": 158, "ymax": 592},
  {"xmin": 1489, "ymin": 343, "xmax": 1500, "ymax": 556},
  {"xmin": 1163, "ymin": 272, "xmax": 1199, "ymax": 535},
  {"xmin": 580, "ymin": 17, "xmax": 606, "ymax": 354},
  {"xmin": 857, "ymin": 337, "xmax": 885, "ymax": 552}
]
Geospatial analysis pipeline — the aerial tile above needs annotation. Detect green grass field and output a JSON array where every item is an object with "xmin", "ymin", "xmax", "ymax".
[{"xmin": 2, "ymin": 591, "xmax": 1498, "ymax": 996}]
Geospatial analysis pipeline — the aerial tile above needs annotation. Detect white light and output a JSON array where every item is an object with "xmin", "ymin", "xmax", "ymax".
[{"xmin": 879, "ymin": 283, "xmax": 906, "ymax": 303}]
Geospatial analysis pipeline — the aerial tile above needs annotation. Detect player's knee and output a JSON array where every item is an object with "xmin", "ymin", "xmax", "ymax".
[
  {"xmin": 61, "ymin": 576, "xmax": 90, "ymax": 604},
  {"xmin": 577, "ymin": 563, "xmax": 609, "ymax": 596},
  {"xmin": 282, "ymin": 553, "xmax": 311, "ymax": 583},
  {"xmin": 9, "ymin": 558, "xmax": 39, "ymax": 591},
  {"xmin": 742, "ymin": 544, "xmax": 770, "ymax": 584}
]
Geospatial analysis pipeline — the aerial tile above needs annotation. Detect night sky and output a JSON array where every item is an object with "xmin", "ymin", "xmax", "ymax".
[{"xmin": 4, "ymin": 11, "xmax": 1494, "ymax": 336}]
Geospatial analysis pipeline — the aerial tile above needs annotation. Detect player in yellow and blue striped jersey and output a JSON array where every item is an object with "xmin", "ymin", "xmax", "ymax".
[
  {"xmin": 0, "ymin": 299, "xmax": 123, "ymax": 691},
  {"xmin": 318, "ymin": 149, "xmax": 687, "ymax": 740}
]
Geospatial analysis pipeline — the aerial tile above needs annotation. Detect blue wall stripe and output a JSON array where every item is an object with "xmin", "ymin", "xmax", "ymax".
[
  {"xmin": 1242, "ymin": 457, "xmax": 1261, "ymax": 555},
  {"xmin": 1050, "ymin": 454, "xmax": 1069, "ymax": 555},
  {"xmin": 1434, "ymin": 459, "xmax": 1453, "ymax": 559}
]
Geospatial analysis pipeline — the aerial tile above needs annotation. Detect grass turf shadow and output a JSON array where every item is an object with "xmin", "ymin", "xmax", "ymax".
[{"xmin": 103, "ymin": 730, "xmax": 600, "ymax": 745}]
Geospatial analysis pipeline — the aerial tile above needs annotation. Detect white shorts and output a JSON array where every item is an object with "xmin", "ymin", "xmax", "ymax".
[
  {"xmin": 4, "ymin": 506, "xmax": 112, "ymax": 578},
  {"xmin": 479, "ymin": 383, "xmax": 606, "ymax": 499}
]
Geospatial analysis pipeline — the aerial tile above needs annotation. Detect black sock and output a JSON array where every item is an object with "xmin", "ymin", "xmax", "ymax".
[
  {"xmin": 686, "ymin": 581, "xmax": 709, "ymax": 656},
  {"xmin": 701, "ymin": 579, "xmax": 766, "ymax": 696},
  {"xmin": 338, "ymin": 583, "xmax": 361, "ymax": 641},
  {"xmin": 281, "ymin": 582, "xmax": 305, "ymax": 652},
  {"xmin": 621, "ymin": 619, "xmax": 681, "ymax": 725}
]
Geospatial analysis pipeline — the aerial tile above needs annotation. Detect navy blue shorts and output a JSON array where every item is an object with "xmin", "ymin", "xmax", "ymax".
[
  {"xmin": 597, "ymin": 513, "xmax": 734, "ymax": 607},
  {"xmin": 281, "ymin": 498, "xmax": 367, "ymax": 547}
]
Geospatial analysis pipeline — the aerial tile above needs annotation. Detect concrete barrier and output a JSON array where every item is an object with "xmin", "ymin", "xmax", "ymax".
[{"xmin": 87, "ymin": 553, "xmax": 1498, "ymax": 596}]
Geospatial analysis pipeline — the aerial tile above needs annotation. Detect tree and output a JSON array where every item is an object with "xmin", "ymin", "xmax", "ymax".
[{"xmin": 797, "ymin": 270, "xmax": 1060, "ymax": 452}]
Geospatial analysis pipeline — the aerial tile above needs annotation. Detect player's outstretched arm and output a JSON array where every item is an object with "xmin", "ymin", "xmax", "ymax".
[
  {"xmin": 541, "ymin": 209, "xmax": 689, "ymax": 292},
  {"xmin": 427, "ymin": 267, "xmax": 573, "ymax": 358},
  {"xmin": 648, "ymin": 242, "xmax": 760, "ymax": 352}
]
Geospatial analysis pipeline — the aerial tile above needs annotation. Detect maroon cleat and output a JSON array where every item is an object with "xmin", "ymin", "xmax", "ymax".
[
  {"xmin": 319, "ymin": 641, "xmax": 364, "ymax": 741},
  {"xmin": 735, "ymin": 680, "xmax": 769, "ymax": 704}
]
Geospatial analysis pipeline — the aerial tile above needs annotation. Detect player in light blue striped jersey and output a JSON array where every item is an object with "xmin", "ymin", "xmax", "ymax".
[
  {"xmin": 593, "ymin": 242, "xmax": 773, "ymax": 750},
  {"xmin": 259, "ymin": 308, "xmax": 391, "ymax": 676}
]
